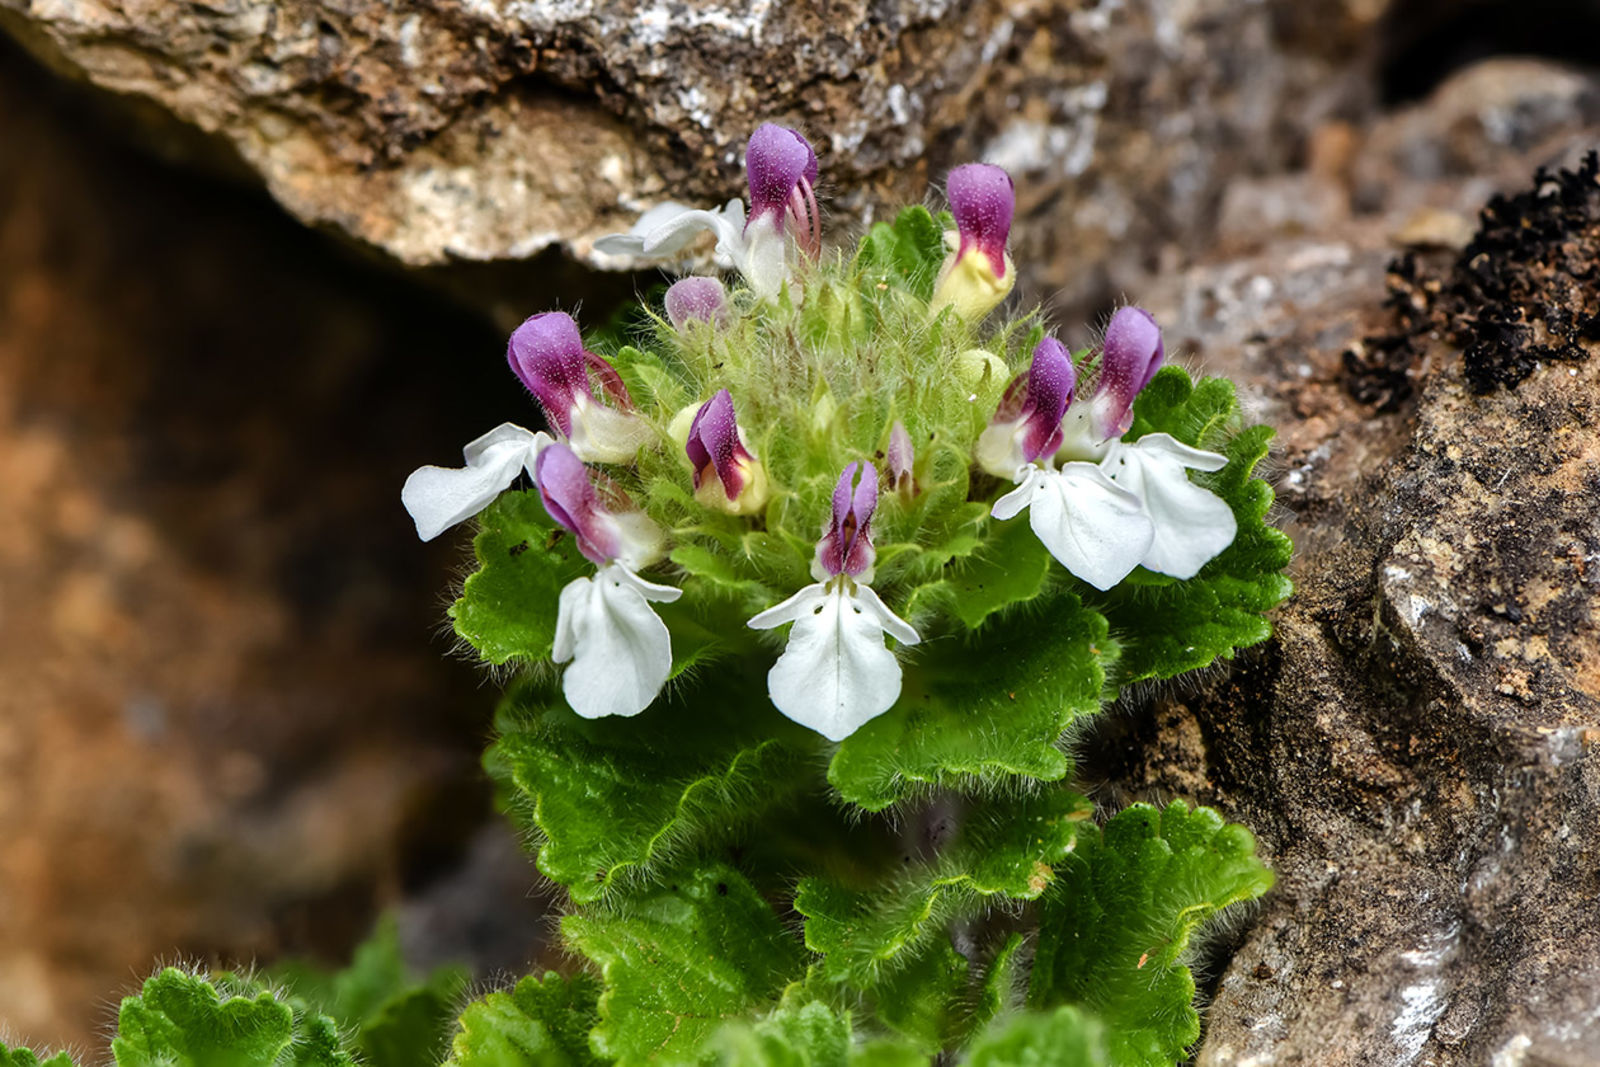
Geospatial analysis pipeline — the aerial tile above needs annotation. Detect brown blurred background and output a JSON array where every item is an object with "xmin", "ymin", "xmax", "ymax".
[{"xmin": 0, "ymin": 36, "xmax": 632, "ymax": 1050}]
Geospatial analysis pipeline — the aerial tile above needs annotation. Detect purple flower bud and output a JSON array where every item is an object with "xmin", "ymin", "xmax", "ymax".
[
  {"xmin": 664, "ymin": 276, "xmax": 729, "ymax": 330},
  {"xmin": 745, "ymin": 123, "xmax": 820, "ymax": 257},
  {"xmin": 946, "ymin": 163, "xmax": 1015, "ymax": 280},
  {"xmin": 1096, "ymin": 306, "xmax": 1165, "ymax": 438},
  {"xmin": 886, "ymin": 421, "xmax": 915, "ymax": 496},
  {"xmin": 507, "ymin": 311, "xmax": 635, "ymax": 437},
  {"xmin": 686, "ymin": 389, "xmax": 765, "ymax": 511},
  {"xmin": 817, "ymin": 461, "xmax": 878, "ymax": 579},
  {"xmin": 1017, "ymin": 338, "xmax": 1076, "ymax": 462},
  {"xmin": 536, "ymin": 443, "xmax": 621, "ymax": 565}
]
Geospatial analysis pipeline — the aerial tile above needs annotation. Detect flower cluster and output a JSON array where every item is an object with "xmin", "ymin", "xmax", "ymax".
[{"xmin": 402, "ymin": 124, "xmax": 1239, "ymax": 740}]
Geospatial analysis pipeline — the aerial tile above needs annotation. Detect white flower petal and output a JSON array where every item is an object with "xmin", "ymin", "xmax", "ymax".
[
  {"xmin": 850, "ymin": 584, "xmax": 921, "ymax": 647},
  {"xmin": 990, "ymin": 468, "xmax": 1043, "ymax": 522},
  {"xmin": 1109, "ymin": 442, "xmax": 1237, "ymax": 579},
  {"xmin": 1025, "ymin": 464, "xmax": 1154, "ymax": 590},
  {"xmin": 401, "ymin": 423, "xmax": 549, "ymax": 541},
  {"xmin": 553, "ymin": 565, "xmax": 674, "ymax": 719},
  {"xmin": 568, "ymin": 399, "xmax": 651, "ymax": 464},
  {"xmin": 739, "ymin": 213, "xmax": 789, "ymax": 300},
  {"xmin": 757, "ymin": 584, "xmax": 908, "ymax": 742},
  {"xmin": 1124, "ymin": 432, "xmax": 1229, "ymax": 472},
  {"xmin": 747, "ymin": 582, "xmax": 827, "ymax": 631}
]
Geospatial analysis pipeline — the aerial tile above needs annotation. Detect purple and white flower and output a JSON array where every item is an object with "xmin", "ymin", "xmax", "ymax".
[
  {"xmin": 685, "ymin": 389, "xmax": 769, "ymax": 515},
  {"xmin": 980, "ymin": 337, "xmax": 1155, "ymax": 590},
  {"xmin": 538, "ymin": 443, "xmax": 681, "ymax": 720},
  {"xmin": 930, "ymin": 164, "xmax": 1016, "ymax": 321},
  {"xmin": 507, "ymin": 311, "xmax": 649, "ymax": 464},
  {"xmin": 748, "ymin": 462, "xmax": 919, "ymax": 741},
  {"xmin": 1059, "ymin": 306, "xmax": 1236, "ymax": 579},
  {"xmin": 594, "ymin": 124, "xmax": 820, "ymax": 300}
]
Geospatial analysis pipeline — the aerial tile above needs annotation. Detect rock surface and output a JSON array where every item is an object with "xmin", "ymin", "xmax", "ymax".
[
  {"xmin": 1088, "ymin": 71, "xmax": 1600, "ymax": 1065},
  {"xmin": 0, "ymin": 0, "xmax": 1373, "ymax": 322}
]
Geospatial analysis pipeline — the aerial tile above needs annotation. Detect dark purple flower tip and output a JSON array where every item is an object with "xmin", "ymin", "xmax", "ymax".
[
  {"xmin": 686, "ymin": 389, "xmax": 751, "ymax": 501},
  {"xmin": 946, "ymin": 163, "xmax": 1015, "ymax": 279},
  {"xmin": 886, "ymin": 421, "xmax": 914, "ymax": 493},
  {"xmin": 818, "ymin": 461, "xmax": 878, "ymax": 578},
  {"xmin": 1097, "ymin": 306, "xmax": 1165, "ymax": 437},
  {"xmin": 535, "ymin": 442, "xmax": 619, "ymax": 565},
  {"xmin": 746, "ymin": 124, "xmax": 818, "ymax": 224},
  {"xmin": 508, "ymin": 312, "xmax": 590, "ymax": 436},
  {"xmin": 664, "ymin": 276, "xmax": 729, "ymax": 330},
  {"xmin": 1019, "ymin": 337, "xmax": 1076, "ymax": 463}
]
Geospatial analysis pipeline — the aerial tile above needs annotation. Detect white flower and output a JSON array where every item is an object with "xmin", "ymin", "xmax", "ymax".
[
  {"xmin": 992, "ymin": 463, "xmax": 1154, "ymax": 591},
  {"xmin": 536, "ymin": 443, "xmax": 680, "ymax": 718},
  {"xmin": 554, "ymin": 563, "xmax": 682, "ymax": 719},
  {"xmin": 748, "ymin": 576, "xmax": 919, "ymax": 742},
  {"xmin": 592, "ymin": 124, "xmax": 819, "ymax": 302},
  {"xmin": 746, "ymin": 462, "xmax": 919, "ymax": 741},
  {"xmin": 401, "ymin": 423, "xmax": 551, "ymax": 541},
  {"xmin": 1102, "ymin": 434, "xmax": 1236, "ymax": 579}
]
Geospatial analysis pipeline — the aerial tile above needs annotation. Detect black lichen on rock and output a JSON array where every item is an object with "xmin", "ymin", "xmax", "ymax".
[{"xmin": 1349, "ymin": 150, "xmax": 1600, "ymax": 402}]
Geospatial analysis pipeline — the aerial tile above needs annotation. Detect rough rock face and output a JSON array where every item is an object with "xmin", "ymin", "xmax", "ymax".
[
  {"xmin": 0, "ymin": 0, "xmax": 1374, "ymax": 320},
  {"xmin": 1092, "ymin": 76, "xmax": 1600, "ymax": 1064}
]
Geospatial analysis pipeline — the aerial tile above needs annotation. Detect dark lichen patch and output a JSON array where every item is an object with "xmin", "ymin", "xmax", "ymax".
[{"xmin": 1347, "ymin": 150, "xmax": 1600, "ymax": 402}]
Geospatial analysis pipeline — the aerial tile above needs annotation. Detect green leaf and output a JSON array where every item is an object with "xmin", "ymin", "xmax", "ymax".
[
  {"xmin": 907, "ymin": 514, "xmax": 1053, "ymax": 629},
  {"xmin": 112, "ymin": 968, "xmax": 354, "ymax": 1067},
  {"xmin": 870, "ymin": 941, "xmax": 967, "ymax": 1052},
  {"xmin": 0, "ymin": 1046, "xmax": 76, "ymax": 1067},
  {"xmin": 489, "ymin": 680, "xmax": 814, "ymax": 903},
  {"xmin": 829, "ymin": 589, "xmax": 1114, "ymax": 810},
  {"xmin": 799, "ymin": 789, "xmax": 1089, "ymax": 986},
  {"xmin": 450, "ymin": 490, "xmax": 592, "ymax": 666},
  {"xmin": 709, "ymin": 998, "xmax": 849, "ymax": 1067},
  {"xmin": 445, "ymin": 972, "xmax": 604, "ymax": 1067},
  {"xmin": 969, "ymin": 933, "xmax": 1027, "ymax": 1036},
  {"xmin": 848, "ymin": 1042, "xmax": 926, "ymax": 1067},
  {"xmin": 1028, "ymin": 802, "xmax": 1275, "ymax": 1066},
  {"xmin": 564, "ymin": 863, "xmax": 807, "ymax": 1066},
  {"xmin": 1097, "ymin": 368, "xmax": 1293, "ymax": 683},
  {"xmin": 267, "ymin": 916, "xmax": 468, "ymax": 1067},
  {"xmin": 855, "ymin": 206, "xmax": 948, "ymax": 301},
  {"xmin": 963, "ymin": 1006, "xmax": 1107, "ymax": 1067}
]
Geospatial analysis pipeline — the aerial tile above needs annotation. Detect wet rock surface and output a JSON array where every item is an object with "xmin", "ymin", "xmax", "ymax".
[{"xmin": 0, "ymin": 0, "xmax": 1368, "ymax": 322}]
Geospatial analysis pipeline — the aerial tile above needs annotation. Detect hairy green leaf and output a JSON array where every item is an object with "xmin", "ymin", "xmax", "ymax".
[
  {"xmin": 445, "ymin": 972, "xmax": 604, "ymax": 1067},
  {"xmin": 1096, "ymin": 368, "xmax": 1293, "ymax": 683},
  {"xmin": 489, "ymin": 679, "xmax": 814, "ymax": 903},
  {"xmin": 565, "ymin": 863, "xmax": 806, "ymax": 1066},
  {"xmin": 1029, "ymin": 802, "xmax": 1274, "ymax": 1066},
  {"xmin": 829, "ymin": 589, "xmax": 1114, "ymax": 810},
  {"xmin": 963, "ymin": 1006, "xmax": 1107, "ymax": 1067},
  {"xmin": 112, "ymin": 968, "xmax": 354, "ymax": 1067},
  {"xmin": 0, "ymin": 1046, "xmax": 76, "ymax": 1067},
  {"xmin": 855, "ymin": 206, "xmax": 948, "ymax": 301},
  {"xmin": 709, "ymin": 998, "xmax": 849, "ymax": 1067},
  {"xmin": 450, "ymin": 490, "xmax": 591, "ymax": 666},
  {"xmin": 268, "ymin": 916, "xmax": 467, "ymax": 1067},
  {"xmin": 969, "ymin": 933, "xmax": 1027, "ymax": 1037},
  {"xmin": 799, "ymin": 789, "xmax": 1089, "ymax": 985},
  {"xmin": 906, "ymin": 513, "xmax": 1053, "ymax": 629}
]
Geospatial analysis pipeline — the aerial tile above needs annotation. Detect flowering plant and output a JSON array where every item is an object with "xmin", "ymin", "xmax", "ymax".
[{"xmin": 4, "ymin": 125, "xmax": 1290, "ymax": 1067}]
